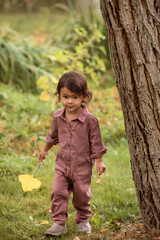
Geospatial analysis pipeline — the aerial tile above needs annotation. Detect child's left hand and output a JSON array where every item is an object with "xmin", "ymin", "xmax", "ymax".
[{"xmin": 96, "ymin": 158, "xmax": 106, "ymax": 175}]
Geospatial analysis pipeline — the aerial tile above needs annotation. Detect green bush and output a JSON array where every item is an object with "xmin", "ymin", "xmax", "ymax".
[
  {"xmin": 0, "ymin": 26, "xmax": 55, "ymax": 92},
  {"xmin": 49, "ymin": 3, "xmax": 112, "ymax": 85},
  {"xmin": 0, "ymin": 84, "xmax": 138, "ymax": 240},
  {"xmin": 0, "ymin": 6, "xmax": 114, "ymax": 92}
]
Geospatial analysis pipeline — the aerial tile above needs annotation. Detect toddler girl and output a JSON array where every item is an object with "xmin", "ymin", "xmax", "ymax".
[{"xmin": 38, "ymin": 72, "xmax": 107, "ymax": 236}]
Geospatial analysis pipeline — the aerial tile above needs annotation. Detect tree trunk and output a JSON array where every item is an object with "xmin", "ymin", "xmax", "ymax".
[{"xmin": 100, "ymin": 0, "xmax": 160, "ymax": 232}]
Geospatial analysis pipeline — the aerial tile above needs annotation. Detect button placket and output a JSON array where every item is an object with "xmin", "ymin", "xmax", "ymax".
[{"xmin": 67, "ymin": 124, "xmax": 71, "ymax": 165}]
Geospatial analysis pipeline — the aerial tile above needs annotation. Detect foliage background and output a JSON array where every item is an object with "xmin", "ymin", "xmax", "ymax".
[{"xmin": 0, "ymin": 1, "xmax": 139, "ymax": 239}]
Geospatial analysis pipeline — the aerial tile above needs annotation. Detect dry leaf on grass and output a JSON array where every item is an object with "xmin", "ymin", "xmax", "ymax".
[
  {"xmin": 73, "ymin": 237, "xmax": 80, "ymax": 240},
  {"xmin": 19, "ymin": 174, "xmax": 41, "ymax": 192},
  {"xmin": 44, "ymin": 209, "xmax": 52, "ymax": 214},
  {"xmin": 100, "ymin": 228, "xmax": 108, "ymax": 233},
  {"xmin": 96, "ymin": 178, "xmax": 101, "ymax": 183},
  {"xmin": 40, "ymin": 220, "xmax": 49, "ymax": 225}
]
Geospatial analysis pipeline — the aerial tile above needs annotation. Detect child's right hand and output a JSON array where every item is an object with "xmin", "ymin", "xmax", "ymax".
[{"xmin": 38, "ymin": 151, "xmax": 48, "ymax": 163}]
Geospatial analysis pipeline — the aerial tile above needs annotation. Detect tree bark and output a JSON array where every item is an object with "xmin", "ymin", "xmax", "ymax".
[{"xmin": 100, "ymin": 0, "xmax": 160, "ymax": 232}]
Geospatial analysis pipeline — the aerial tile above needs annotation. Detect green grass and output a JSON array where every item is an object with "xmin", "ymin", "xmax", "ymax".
[
  {"xmin": 0, "ymin": 12, "xmax": 67, "ymax": 37},
  {"xmin": 0, "ymin": 83, "xmax": 139, "ymax": 240}
]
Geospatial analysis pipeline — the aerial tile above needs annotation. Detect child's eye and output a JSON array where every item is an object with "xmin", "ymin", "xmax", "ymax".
[
  {"xmin": 73, "ymin": 96, "xmax": 78, "ymax": 99},
  {"xmin": 63, "ymin": 96, "xmax": 68, "ymax": 99}
]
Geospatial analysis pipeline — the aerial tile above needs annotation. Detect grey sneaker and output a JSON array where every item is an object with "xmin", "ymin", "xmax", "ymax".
[
  {"xmin": 78, "ymin": 222, "xmax": 91, "ymax": 233},
  {"xmin": 45, "ymin": 223, "xmax": 67, "ymax": 236}
]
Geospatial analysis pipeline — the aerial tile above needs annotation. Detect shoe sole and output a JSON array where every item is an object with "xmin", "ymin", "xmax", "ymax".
[{"xmin": 45, "ymin": 229, "xmax": 67, "ymax": 237}]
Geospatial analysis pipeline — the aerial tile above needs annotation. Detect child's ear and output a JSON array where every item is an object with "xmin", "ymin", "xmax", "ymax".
[
  {"xmin": 83, "ymin": 95, "xmax": 86, "ymax": 101},
  {"xmin": 81, "ymin": 97, "xmax": 86, "ymax": 107}
]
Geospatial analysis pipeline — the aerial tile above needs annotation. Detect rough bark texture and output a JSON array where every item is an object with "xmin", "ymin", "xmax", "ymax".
[{"xmin": 100, "ymin": 0, "xmax": 160, "ymax": 232}]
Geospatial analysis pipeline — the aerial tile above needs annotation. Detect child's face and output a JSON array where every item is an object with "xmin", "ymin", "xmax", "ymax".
[{"xmin": 60, "ymin": 87, "xmax": 84, "ymax": 114}]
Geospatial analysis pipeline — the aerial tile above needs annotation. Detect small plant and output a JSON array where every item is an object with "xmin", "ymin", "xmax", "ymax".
[
  {"xmin": 0, "ymin": 26, "xmax": 54, "ymax": 92},
  {"xmin": 36, "ymin": 25, "xmax": 112, "ymax": 100},
  {"xmin": 0, "ymin": 83, "xmax": 138, "ymax": 240}
]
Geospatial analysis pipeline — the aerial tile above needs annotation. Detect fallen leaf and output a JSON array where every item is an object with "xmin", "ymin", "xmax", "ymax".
[
  {"xmin": 38, "ymin": 142, "xmax": 43, "ymax": 148},
  {"xmin": 96, "ymin": 178, "xmax": 101, "ymax": 183},
  {"xmin": 19, "ymin": 174, "xmax": 41, "ymax": 192},
  {"xmin": 31, "ymin": 137, "xmax": 36, "ymax": 142},
  {"xmin": 100, "ymin": 228, "xmax": 108, "ymax": 233},
  {"xmin": 73, "ymin": 237, "xmax": 80, "ymax": 240},
  {"xmin": 40, "ymin": 220, "xmax": 49, "ymax": 225},
  {"xmin": 44, "ymin": 209, "xmax": 52, "ymax": 214},
  {"xmin": 107, "ymin": 121, "xmax": 112, "ymax": 126}
]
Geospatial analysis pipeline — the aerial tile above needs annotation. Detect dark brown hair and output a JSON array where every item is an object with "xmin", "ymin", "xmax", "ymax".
[{"xmin": 55, "ymin": 72, "xmax": 92, "ymax": 105}]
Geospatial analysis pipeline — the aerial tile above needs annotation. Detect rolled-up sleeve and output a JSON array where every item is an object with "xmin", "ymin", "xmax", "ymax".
[
  {"xmin": 89, "ymin": 117, "xmax": 107, "ymax": 159},
  {"xmin": 45, "ymin": 115, "xmax": 59, "ymax": 146}
]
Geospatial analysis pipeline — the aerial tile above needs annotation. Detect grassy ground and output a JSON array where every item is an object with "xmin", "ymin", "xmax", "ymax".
[
  {"xmin": 0, "ymin": 11, "xmax": 139, "ymax": 240},
  {"xmin": 0, "ymin": 12, "xmax": 69, "ymax": 37},
  {"xmin": 0, "ymin": 83, "xmax": 139, "ymax": 240}
]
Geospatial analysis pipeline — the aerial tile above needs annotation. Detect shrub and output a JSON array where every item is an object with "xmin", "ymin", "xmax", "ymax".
[{"xmin": 0, "ymin": 26, "xmax": 54, "ymax": 92}]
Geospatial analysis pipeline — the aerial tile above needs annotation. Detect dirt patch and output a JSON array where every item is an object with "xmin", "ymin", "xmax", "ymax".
[{"xmin": 109, "ymin": 223, "xmax": 160, "ymax": 240}]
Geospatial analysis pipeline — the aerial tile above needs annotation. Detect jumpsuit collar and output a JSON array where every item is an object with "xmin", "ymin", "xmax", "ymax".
[{"xmin": 54, "ymin": 107, "xmax": 88, "ymax": 123}]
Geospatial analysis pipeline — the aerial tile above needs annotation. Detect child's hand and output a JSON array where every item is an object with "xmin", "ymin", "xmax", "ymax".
[
  {"xmin": 96, "ymin": 158, "xmax": 106, "ymax": 175},
  {"xmin": 38, "ymin": 151, "xmax": 48, "ymax": 163}
]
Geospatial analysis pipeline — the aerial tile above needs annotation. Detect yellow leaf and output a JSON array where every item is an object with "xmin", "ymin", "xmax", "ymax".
[
  {"xmin": 37, "ymin": 76, "xmax": 49, "ymax": 90},
  {"xmin": 76, "ymin": 61, "xmax": 84, "ymax": 71},
  {"xmin": 39, "ymin": 91, "xmax": 51, "ymax": 101},
  {"xmin": 19, "ymin": 174, "xmax": 41, "ymax": 192},
  {"xmin": 51, "ymin": 76, "xmax": 58, "ymax": 84},
  {"xmin": 40, "ymin": 220, "xmax": 49, "ymax": 225}
]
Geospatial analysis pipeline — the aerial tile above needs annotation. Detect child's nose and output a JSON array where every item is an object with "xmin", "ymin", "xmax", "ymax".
[{"xmin": 68, "ymin": 98, "xmax": 73, "ymax": 103}]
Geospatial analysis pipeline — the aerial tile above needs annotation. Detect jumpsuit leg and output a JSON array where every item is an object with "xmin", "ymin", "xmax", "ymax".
[
  {"xmin": 51, "ymin": 170, "xmax": 72, "ymax": 225},
  {"xmin": 72, "ymin": 175, "xmax": 92, "ymax": 224}
]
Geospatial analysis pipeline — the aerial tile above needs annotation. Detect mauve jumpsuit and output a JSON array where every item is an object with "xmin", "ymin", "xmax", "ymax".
[{"xmin": 45, "ymin": 107, "xmax": 107, "ymax": 224}]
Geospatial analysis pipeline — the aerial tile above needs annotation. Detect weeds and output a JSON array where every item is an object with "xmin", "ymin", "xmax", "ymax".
[
  {"xmin": 0, "ymin": 8, "xmax": 139, "ymax": 240},
  {"xmin": 0, "ymin": 7, "xmax": 113, "ymax": 92},
  {"xmin": 0, "ymin": 26, "xmax": 56, "ymax": 92},
  {"xmin": 0, "ymin": 83, "xmax": 138, "ymax": 240}
]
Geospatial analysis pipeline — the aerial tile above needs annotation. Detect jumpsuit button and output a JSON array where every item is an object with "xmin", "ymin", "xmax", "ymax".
[{"xmin": 67, "ymin": 144, "xmax": 70, "ymax": 147}]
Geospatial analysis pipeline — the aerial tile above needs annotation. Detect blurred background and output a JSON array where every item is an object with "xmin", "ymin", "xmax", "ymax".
[
  {"xmin": 0, "ymin": 0, "xmax": 113, "ymax": 92},
  {"xmin": 0, "ymin": 2, "xmax": 138, "ymax": 239},
  {"xmin": 0, "ymin": 0, "xmax": 127, "ymax": 182},
  {"xmin": 0, "ymin": 0, "xmax": 125, "ymax": 147}
]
